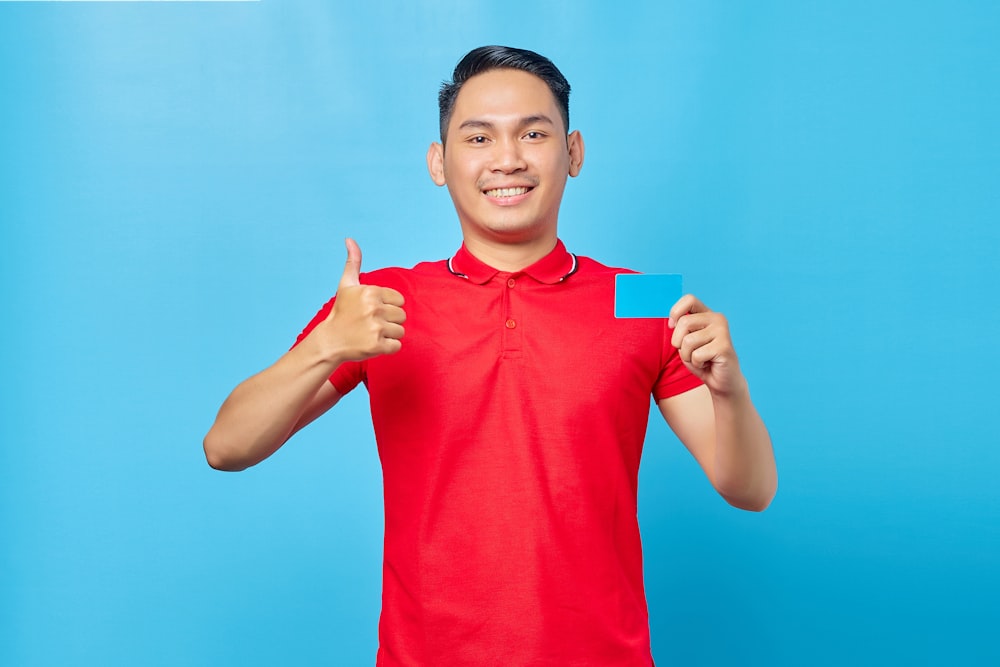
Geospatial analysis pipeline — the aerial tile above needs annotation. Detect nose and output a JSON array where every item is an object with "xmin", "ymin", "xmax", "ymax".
[{"xmin": 491, "ymin": 137, "xmax": 526, "ymax": 174}]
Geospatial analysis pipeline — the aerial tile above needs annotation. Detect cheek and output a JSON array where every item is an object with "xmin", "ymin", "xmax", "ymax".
[
  {"xmin": 536, "ymin": 150, "xmax": 570, "ymax": 175},
  {"xmin": 444, "ymin": 152, "xmax": 484, "ymax": 179}
]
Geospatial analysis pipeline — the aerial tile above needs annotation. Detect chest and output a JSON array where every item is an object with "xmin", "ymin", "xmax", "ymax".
[{"xmin": 365, "ymin": 275, "xmax": 666, "ymax": 409}]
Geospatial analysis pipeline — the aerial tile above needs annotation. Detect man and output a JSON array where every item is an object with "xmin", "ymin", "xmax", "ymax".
[{"xmin": 205, "ymin": 45, "xmax": 776, "ymax": 666}]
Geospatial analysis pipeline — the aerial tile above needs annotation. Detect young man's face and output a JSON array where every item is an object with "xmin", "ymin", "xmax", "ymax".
[{"xmin": 427, "ymin": 68, "xmax": 584, "ymax": 247}]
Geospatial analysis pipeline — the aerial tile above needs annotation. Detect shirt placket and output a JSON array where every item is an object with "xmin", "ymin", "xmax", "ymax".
[{"xmin": 499, "ymin": 272, "xmax": 523, "ymax": 359}]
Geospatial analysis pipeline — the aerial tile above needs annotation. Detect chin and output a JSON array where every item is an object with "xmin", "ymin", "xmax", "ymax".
[
  {"xmin": 458, "ymin": 205, "xmax": 556, "ymax": 242},
  {"xmin": 484, "ymin": 221, "xmax": 548, "ymax": 241},
  {"xmin": 487, "ymin": 211, "xmax": 552, "ymax": 232}
]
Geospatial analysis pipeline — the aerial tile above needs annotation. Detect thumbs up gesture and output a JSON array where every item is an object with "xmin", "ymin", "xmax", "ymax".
[{"xmin": 323, "ymin": 238, "xmax": 406, "ymax": 362}]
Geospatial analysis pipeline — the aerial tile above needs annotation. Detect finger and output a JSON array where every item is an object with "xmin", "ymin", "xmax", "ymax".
[
  {"xmin": 668, "ymin": 294, "xmax": 709, "ymax": 328},
  {"xmin": 379, "ymin": 337, "xmax": 403, "ymax": 355},
  {"xmin": 380, "ymin": 303, "xmax": 407, "ymax": 324},
  {"xmin": 678, "ymin": 327, "xmax": 716, "ymax": 364},
  {"xmin": 670, "ymin": 312, "xmax": 713, "ymax": 349},
  {"xmin": 380, "ymin": 287, "xmax": 405, "ymax": 307},
  {"xmin": 339, "ymin": 237, "xmax": 362, "ymax": 289},
  {"xmin": 380, "ymin": 322, "xmax": 406, "ymax": 341},
  {"xmin": 689, "ymin": 339, "xmax": 729, "ymax": 370}
]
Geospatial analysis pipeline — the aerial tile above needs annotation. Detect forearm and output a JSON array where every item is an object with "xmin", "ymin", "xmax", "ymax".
[
  {"xmin": 710, "ymin": 381, "xmax": 777, "ymax": 511},
  {"xmin": 203, "ymin": 335, "xmax": 343, "ymax": 471}
]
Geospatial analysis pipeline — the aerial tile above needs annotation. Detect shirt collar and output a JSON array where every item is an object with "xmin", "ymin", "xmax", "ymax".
[{"xmin": 448, "ymin": 239, "xmax": 578, "ymax": 285}]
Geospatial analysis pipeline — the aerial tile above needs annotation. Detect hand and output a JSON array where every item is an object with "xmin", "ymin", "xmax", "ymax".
[
  {"xmin": 321, "ymin": 238, "xmax": 406, "ymax": 362},
  {"xmin": 669, "ymin": 294, "xmax": 746, "ymax": 397}
]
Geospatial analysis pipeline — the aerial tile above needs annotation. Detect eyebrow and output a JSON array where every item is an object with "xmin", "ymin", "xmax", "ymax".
[{"xmin": 457, "ymin": 114, "xmax": 557, "ymax": 132}]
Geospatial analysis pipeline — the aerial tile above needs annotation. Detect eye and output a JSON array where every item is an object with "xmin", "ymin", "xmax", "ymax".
[
  {"xmin": 467, "ymin": 135, "xmax": 490, "ymax": 145},
  {"xmin": 524, "ymin": 131, "xmax": 546, "ymax": 140}
]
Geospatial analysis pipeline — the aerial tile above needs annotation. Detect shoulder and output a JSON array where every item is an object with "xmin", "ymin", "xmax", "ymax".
[
  {"xmin": 573, "ymin": 253, "xmax": 637, "ymax": 277},
  {"xmin": 359, "ymin": 259, "xmax": 449, "ymax": 287},
  {"xmin": 567, "ymin": 254, "xmax": 639, "ymax": 291}
]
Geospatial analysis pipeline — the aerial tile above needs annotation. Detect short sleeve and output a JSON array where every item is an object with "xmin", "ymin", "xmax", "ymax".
[
  {"xmin": 291, "ymin": 295, "xmax": 366, "ymax": 396},
  {"xmin": 652, "ymin": 319, "xmax": 703, "ymax": 401}
]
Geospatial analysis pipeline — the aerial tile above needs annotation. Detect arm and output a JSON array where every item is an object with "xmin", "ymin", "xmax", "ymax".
[
  {"xmin": 656, "ymin": 295, "xmax": 777, "ymax": 511},
  {"xmin": 202, "ymin": 239, "xmax": 405, "ymax": 471}
]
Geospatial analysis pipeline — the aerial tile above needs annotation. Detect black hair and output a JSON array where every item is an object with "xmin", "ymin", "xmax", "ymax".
[{"xmin": 438, "ymin": 45, "xmax": 571, "ymax": 143}]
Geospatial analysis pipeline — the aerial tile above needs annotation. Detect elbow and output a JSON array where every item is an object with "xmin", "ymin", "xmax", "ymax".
[
  {"xmin": 725, "ymin": 492, "xmax": 775, "ymax": 513},
  {"xmin": 203, "ymin": 430, "xmax": 250, "ymax": 472},
  {"xmin": 719, "ymin": 477, "xmax": 778, "ymax": 513}
]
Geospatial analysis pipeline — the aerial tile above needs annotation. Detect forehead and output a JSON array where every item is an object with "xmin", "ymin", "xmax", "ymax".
[{"xmin": 448, "ymin": 68, "xmax": 562, "ymax": 134}]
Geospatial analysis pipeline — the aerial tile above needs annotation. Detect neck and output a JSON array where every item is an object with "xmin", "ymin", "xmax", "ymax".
[{"xmin": 461, "ymin": 233, "xmax": 558, "ymax": 272}]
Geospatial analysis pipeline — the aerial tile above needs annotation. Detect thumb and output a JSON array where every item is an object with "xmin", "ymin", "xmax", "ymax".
[{"xmin": 339, "ymin": 237, "xmax": 362, "ymax": 289}]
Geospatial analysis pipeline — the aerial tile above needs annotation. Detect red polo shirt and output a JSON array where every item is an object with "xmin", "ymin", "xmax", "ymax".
[{"xmin": 295, "ymin": 240, "xmax": 702, "ymax": 666}]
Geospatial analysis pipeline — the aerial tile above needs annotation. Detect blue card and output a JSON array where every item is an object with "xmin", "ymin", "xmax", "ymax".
[{"xmin": 614, "ymin": 273, "xmax": 683, "ymax": 319}]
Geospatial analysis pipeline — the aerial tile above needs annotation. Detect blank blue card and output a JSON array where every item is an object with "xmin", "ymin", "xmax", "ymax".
[{"xmin": 614, "ymin": 273, "xmax": 683, "ymax": 318}]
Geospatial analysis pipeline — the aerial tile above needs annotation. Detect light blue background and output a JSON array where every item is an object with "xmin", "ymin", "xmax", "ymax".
[{"xmin": 2, "ymin": 2, "xmax": 998, "ymax": 665}]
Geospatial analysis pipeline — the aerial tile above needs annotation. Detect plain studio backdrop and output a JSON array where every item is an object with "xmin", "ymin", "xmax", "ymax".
[{"xmin": 1, "ymin": 2, "xmax": 997, "ymax": 665}]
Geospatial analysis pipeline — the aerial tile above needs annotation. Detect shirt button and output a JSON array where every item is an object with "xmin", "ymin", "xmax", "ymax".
[
  {"xmin": 507, "ymin": 278, "xmax": 516, "ymax": 288},
  {"xmin": 505, "ymin": 319, "xmax": 517, "ymax": 329}
]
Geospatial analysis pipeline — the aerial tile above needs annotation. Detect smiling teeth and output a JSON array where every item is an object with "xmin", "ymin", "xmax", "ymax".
[{"xmin": 485, "ymin": 187, "xmax": 529, "ymax": 198}]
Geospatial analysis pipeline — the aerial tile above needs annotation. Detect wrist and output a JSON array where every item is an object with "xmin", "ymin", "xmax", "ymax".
[
  {"xmin": 707, "ymin": 372, "xmax": 750, "ymax": 404},
  {"xmin": 297, "ymin": 322, "xmax": 350, "ymax": 372}
]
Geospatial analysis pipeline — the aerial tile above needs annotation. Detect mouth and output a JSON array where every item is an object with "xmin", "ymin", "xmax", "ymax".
[{"xmin": 483, "ymin": 186, "xmax": 532, "ymax": 198}]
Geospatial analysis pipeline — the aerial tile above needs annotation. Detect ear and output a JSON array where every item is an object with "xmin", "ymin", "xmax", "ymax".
[
  {"xmin": 427, "ymin": 142, "xmax": 446, "ymax": 186},
  {"xmin": 567, "ymin": 130, "xmax": 585, "ymax": 178}
]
